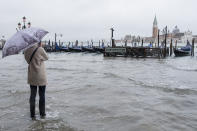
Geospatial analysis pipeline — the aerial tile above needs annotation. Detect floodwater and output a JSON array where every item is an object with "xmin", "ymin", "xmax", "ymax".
[{"xmin": 0, "ymin": 51, "xmax": 197, "ymax": 131}]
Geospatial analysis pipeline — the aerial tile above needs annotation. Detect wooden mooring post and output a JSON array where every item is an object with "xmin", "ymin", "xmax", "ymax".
[
  {"xmin": 175, "ymin": 40, "xmax": 177, "ymax": 49},
  {"xmin": 125, "ymin": 40, "xmax": 127, "ymax": 47},
  {"xmin": 170, "ymin": 38, "xmax": 173, "ymax": 56},
  {"xmin": 158, "ymin": 29, "xmax": 160, "ymax": 47},
  {"xmin": 110, "ymin": 28, "xmax": 116, "ymax": 47},
  {"xmin": 104, "ymin": 28, "xmax": 165, "ymax": 58},
  {"xmin": 164, "ymin": 26, "xmax": 167, "ymax": 57},
  {"xmin": 104, "ymin": 46, "xmax": 164, "ymax": 58},
  {"xmin": 191, "ymin": 38, "xmax": 195, "ymax": 56},
  {"xmin": 141, "ymin": 39, "xmax": 143, "ymax": 47}
]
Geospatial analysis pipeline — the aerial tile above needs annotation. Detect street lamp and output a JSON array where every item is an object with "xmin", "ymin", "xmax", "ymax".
[
  {"xmin": 16, "ymin": 16, "xmax": 31, "ymax": 31},
  {"xmin": 18, "ymin": 23, "xmax": 21, "ymax": 30},
  {"xmin": 28, "ymin": 22, "xmax": 31, "ymax": 28},
  {"xmin": 110, "ymin": 28, "xmax": 115, "ymax": 47},
  {"xmin": 22, "ymin": 16, "xmax": 26, "ymax": 29},
  {"xmin": 1, "ymin": 35, "xmax": 6, "ymax": 49}
]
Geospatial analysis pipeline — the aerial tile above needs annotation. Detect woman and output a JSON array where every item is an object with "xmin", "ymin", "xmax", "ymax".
[{"xmin": 24, "ymin": 42, "xmax": 48, "ymax": 120}]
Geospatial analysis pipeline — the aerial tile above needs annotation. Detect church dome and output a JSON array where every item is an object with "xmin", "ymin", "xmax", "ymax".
[{"xmin": 173, "ymin": 26, "xmax": 180, "ymax": 34}]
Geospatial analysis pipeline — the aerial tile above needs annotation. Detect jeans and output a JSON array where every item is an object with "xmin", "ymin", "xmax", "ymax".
[{"xmin": 30, "ymin": 85, "xmax": 46, "ymax": 117}]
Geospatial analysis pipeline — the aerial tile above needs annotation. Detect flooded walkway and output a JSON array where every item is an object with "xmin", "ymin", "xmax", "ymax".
[{"xmin": 0, "ymin": 51, "xmax": 197, "ymax": 131}]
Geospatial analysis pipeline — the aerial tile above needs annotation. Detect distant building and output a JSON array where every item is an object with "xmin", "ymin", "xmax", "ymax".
[
  {"xmin": 172, "ymin": 26, "xmax": 180, "ymax": 34},
  {"xmin": 122, "ymin": 35, "xmax": 138, "ymax": 43},
  {"xmin": 183, "ymin": 30, "xmax": 193, "ymax": 43},
  {"xmin": 124, "ymin": 35, "xmax": 132, "ymax": 41},
  {"xmin": 121, "ymin": 15, "xmax": 196, "ymax": 44},
  {"xmin": 152, "ymin": 16, "xmax": 158, "ymax": 38},
  {"xmin": 193, "ymin": 35, "xmax": 197, "ymax": 43}
]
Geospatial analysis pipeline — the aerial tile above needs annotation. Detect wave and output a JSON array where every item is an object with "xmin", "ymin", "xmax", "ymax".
[
  {"xmin": 128, "ymin": 77, "xmax": 197, "ymax": 95},
  {"xmin": 103, "ymin": 72, "xmax": 122, "ymax": 79},
  {"xmin": 47, "ymin": 67, "xmax": 74, "ymax": 72},
  {"xmin": 28, "ymin": 118, "xmax": 78, "ymax": 131},
  {"xmin": 75, "ymin": 105, "xmax": 111, "ymax": 115},
  {"xmin": 0, "ymin": 100, "xmax": 26, "ymax": 111},
  {"xmin": 167, "ymin": 64, "xmax": 197, "ymax": 72},
  {"xmin": 48, "ymin": 59, "xmax": 68, "ymax": 62}
]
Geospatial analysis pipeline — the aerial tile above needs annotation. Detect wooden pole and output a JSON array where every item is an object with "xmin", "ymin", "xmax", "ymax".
[
  {"xmin": 164, "ymin": 26, "xmax": 167, "ymax": 57},
  {"xmin": 55, "ymin": 33, "xmax": 57, "ymax": 44},
  {"xmin": 102, "ymin": 40, "xmax": 104, "ymax": 47},
  {"xmin": 112, "ymin": 39, "xmax": 115, "ymax": 47},
  {"xmin": 91, "ymin": 40, "xmax": 93, "ymax": 47},
  {"xmin": 52, "ymin": 42, "xmax": 54, "ymax": 51},
  {"xmin": 110, "ymin": 28, "xmax": 115, "ymax": 47},
  {"xmin": 68, "ymin": 41, "xmax": 71, "ymax": 47},
  {"xmin": 158, "ymin": 29, "xmax": 160, "ymax": 47},
  {"xmin": 170, "ymin": 38, "xmax": 173, "ymax": 56},
  {"xmin": 76, "ymin": 40, "xmax": 78, "ymax": 47},
  {"xmin": 48, "ymin": 40, "xmax": 50, "ymax": 46},
  {"xmin": 192, "ymin": 38, "xmax": 195, "ymax": 56},
  {"xmin": 175, "ymin": 40, "xmax": 177, "ymax": 49},
  {"xmin": 125, "ymin": 40, "xmax": 127, "ymax": 47}
]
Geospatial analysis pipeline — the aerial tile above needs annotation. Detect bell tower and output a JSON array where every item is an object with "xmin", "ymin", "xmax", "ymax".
[{"xmin": 152, "ymin": 15, "xmax": 158, "ymax": 38}]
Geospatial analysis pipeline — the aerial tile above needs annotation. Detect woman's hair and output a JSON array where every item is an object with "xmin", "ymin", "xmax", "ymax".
[{"xmin": 38, "ymin": 41, "xmax": 42, "ymax": 46}]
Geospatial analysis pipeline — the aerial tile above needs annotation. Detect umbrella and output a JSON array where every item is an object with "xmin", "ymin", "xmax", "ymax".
[{"xmin": 2, "ymin": 27, "xmax": 48, "ymax": 58}]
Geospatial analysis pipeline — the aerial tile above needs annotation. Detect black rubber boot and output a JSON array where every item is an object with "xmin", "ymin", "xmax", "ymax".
[
  {"xmin": 39, "ymin": 103, "xmax": 46, "ymax": 117},
  {"xmin": 39, "ymin": 86, "xmax": 46, "ymax": 118},
  {"xmin": 30, "ymin": 104, "xmax": 36, "ymax": 119},
  {"xmin": 30, "ymin": 85, "xmax": 37, "ymax": 119}
]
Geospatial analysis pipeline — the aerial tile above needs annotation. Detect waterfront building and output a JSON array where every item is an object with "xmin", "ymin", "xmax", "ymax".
[
  {"xmin": 193, "ymin": 35, "xmax": 197, "ymax": 43},
  {"xmin": 122, "ymin": 16, "xmax": 196, "ymax": 44},
  {"xmin": 173, "ymin": 26, "xmax": 180, "ymax": 34},
  {"xmin": 182, "ymin": 30, "xmax": 193, "ymax": 43},
  {"xmin": 124, "ymin": 35, "xmax": 132, "ymax": 41}
]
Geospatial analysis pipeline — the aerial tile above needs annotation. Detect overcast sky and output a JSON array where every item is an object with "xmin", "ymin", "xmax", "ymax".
[{"xmin": 0, "ymin": 0, "xmax": 196, "ymax": 42}]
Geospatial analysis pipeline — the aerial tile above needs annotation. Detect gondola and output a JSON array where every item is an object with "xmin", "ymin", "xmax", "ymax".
[
  {"xmin": 60, "ymin": 46, "xmax": 70, "ymax": 52},
  {"xmin": 69, "ymin": 46, "xmax": 83, "ymax": 52},
  {"xmin": 82, "ymin": 46, "xmax": 95, "ymax": 53},
  {"xmin": 174, "ymin": 41, "xmax": 191, "ymax": 57},
  {"xmin": 93, "ymin": 46, "xmax": 105, "ymax": 53}
]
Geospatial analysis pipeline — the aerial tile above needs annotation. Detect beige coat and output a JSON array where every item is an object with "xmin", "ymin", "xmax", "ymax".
[{"xmin": 24, "ymin": 45, "xmax": 48, "ymax": 86}]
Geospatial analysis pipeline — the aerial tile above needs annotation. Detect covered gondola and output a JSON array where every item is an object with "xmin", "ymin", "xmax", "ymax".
[
  {"xmin": 93, "ymin": 46, "xmax": 105, "ymax": 53},
  {"xmin": 60, "ymin": 46, "xmax": 70, "ymax": 52},
  {"xmin": 82, "ymin": 46, "xmax": 95, "ymax": 53},
  {"xmin": 174, "ymin": 41, "xmax": 191, "ymax": 57},
  {"xmin": 69, "ymin": 46, "xmax": 83, "ymax": 52}
]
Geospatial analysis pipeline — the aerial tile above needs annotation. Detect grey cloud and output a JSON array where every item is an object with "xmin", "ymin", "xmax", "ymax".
[{"xmin": 0, "ymin": 0, "xmax": 196, "ymax": 42}]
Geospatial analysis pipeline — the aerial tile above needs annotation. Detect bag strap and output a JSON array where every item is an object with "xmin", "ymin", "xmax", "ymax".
[{"xmin": 29, "ymin": 47, "xmax": 39, "ymax": 64}]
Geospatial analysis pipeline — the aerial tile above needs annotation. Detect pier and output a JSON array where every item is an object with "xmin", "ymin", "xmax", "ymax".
[
  {"xmin": 103, "ymin": 27, "xmax": 195, "ymax": 58},
  {"xmin": 104, "ymin": 47, "xmax": 169, "ymax": 58},
  {"xmin": 41, "ymin": 37, "xmax": 195, "ymax": 59},
  {"xmin": 0, "ymin": 27, "xmax": 195, "ymax": 59}
]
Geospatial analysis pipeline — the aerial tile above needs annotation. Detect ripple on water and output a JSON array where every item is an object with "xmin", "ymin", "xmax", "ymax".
[
  {"xmin": 28, "ymin": 119, "xmax": 78, "ymax": 131},
  {"xmin": 1, "ymin": 51, "xmax": 197, "ymax": 131},
  {"xmin": 128, "ymin": 77, "xmax": 197, "ymax": 95}
]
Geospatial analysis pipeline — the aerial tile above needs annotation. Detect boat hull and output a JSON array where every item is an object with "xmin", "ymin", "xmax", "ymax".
[
  {"xmin": 174, "ymin": 49, "xmax": 190, "ymax": 57},
  {"xmin": 82, "ymin": 47, "xmax": 95, "ymax": 52},
  {"xmin": 69, "ymin": 47, "xmax": 83, "ymax": 52},
  {"xmin": 93, "ymin": 47, "xmax": 105, "ymax": 53},
  {"xmin": 60, "ymin": 48, "xmax": 70, "ymax": 52}
]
